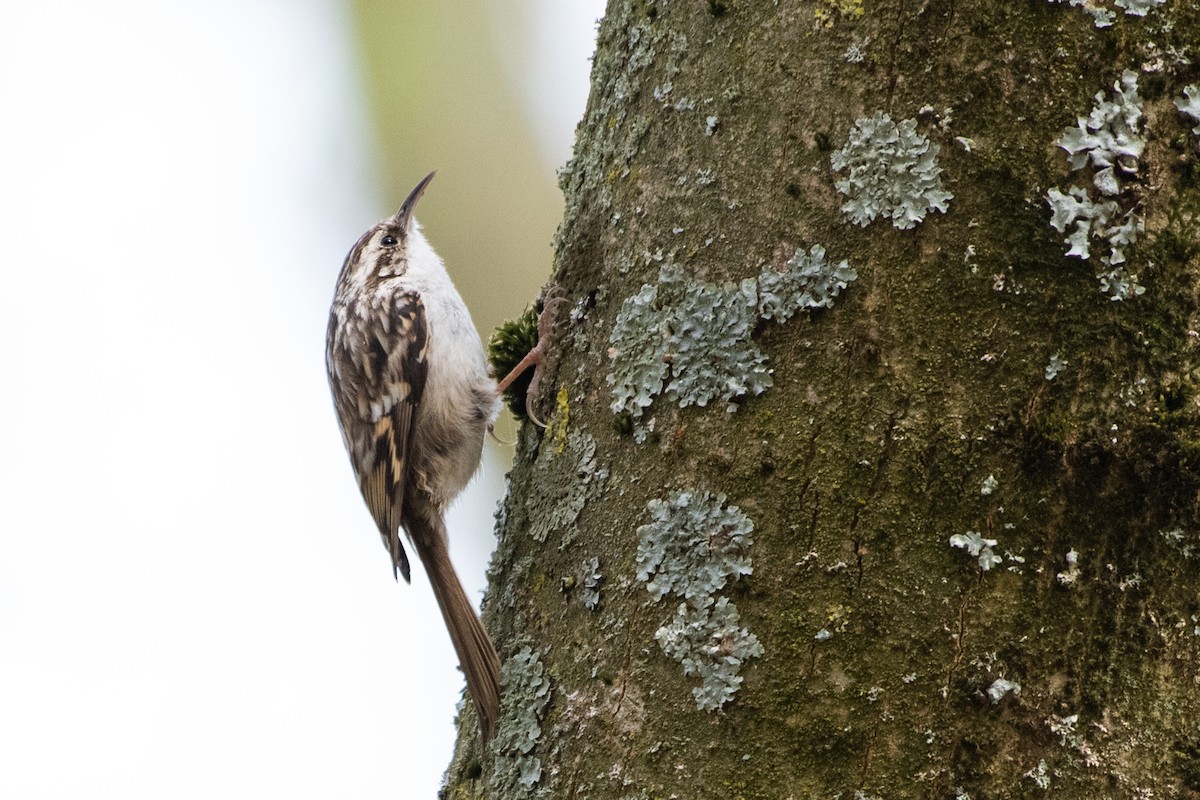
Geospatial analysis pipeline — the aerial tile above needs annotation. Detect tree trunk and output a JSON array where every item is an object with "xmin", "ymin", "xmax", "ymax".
[{"xmin": 444, "ymin": 1, "xmax": 1200, "ymax": 797}]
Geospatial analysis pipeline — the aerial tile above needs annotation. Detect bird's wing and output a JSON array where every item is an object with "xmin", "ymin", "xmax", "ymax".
[
  {"xmin": 364, "ymin": 290, "xmax": 429, "ymax": 581},
  {"xmin": 328, "ymin": 289, "xmax": 429, "ymax": 582}
]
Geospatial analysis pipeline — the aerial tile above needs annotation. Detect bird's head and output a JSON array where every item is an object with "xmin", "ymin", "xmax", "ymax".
[{"xmin": 340, "ymin": 171, "xmax": 436, "ymax": 284}]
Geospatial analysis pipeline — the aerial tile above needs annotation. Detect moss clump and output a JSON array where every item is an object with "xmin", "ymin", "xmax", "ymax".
[{"xmin": 489, "ymin": 307, "xmax": 539, "ymax": 419}]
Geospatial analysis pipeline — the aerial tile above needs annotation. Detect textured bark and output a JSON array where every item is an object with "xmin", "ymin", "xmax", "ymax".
[{"xmin": 444, "ymin": 1, "xmax": 1200, "ymax": 798}]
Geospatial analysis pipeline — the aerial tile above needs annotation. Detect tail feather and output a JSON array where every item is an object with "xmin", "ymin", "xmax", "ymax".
[{"xmin": 407, "ymin": 509, "xmax": 501, "ymax": 741}]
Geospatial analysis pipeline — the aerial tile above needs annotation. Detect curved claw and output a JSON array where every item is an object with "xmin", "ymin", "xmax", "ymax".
[
  {"xmin": 495, "ymin": 294, "xmax": 571, "ymax": 428},
  {"xmin": 487, "ymin": 422, "xmax": 515, "ymax": 446},
  {"xmin": 525, "ymin": 394, "xmax": 547, "ymax": 429},
  {"xmin": 524, "ymin": 354, "xmax": 547, "ymax": 428}
]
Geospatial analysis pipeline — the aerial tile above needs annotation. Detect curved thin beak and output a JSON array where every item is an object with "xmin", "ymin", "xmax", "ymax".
[{"xmin": 395, "ymin": 171, "xmax": 436, "ymax": 230}]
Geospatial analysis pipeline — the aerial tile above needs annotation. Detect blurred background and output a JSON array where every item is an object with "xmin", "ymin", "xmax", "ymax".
[{"xmin": 0, "ymin": 1, "xmax": 603, "ymax": 796}]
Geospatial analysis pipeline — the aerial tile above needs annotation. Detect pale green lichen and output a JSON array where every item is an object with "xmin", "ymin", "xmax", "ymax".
[
  {"xmin": 1177, "ymin": 84, "xmax": 1200, "ymax": 135},
  {"xmin": 664, "ymin": 273, "xmax": 767, "ymax": 413},
  {"xmin": 1056, "ymin": 70, "xmax": 1144, "ymax": 196},
  {"xmin": 1046, "ymin": 187, "xmax": 1139, "ymax": 262},
  {"xmin": 1045, "ymin": 0, "xmax": 1165, "ymax": 26},
  {"xmin": 1057, "ymin": 548, "xmax": 1082, "ymax": 585},
  {"xmin": 1161, "ymin": 527, "xmax": 1198, "ymax": 558},
  {"xmin": 1048, "ymin": 713, "xmax": 1082, "ymax": 748},
  {"xmin": 1046, "ymin": 0, "xmax": 1116, "ymax": 27},
  {"xmin": 608, "ymin": 252, "xmax": 857, "ymax": 440},
  {"xmin": 757, "ymin": 245, "xmax": 858, "ymax": 321},
  {"xmin": 526, "ymin": 430, "xmax": 608, "ymax": 546},
  {"xmin": 830, "ymin": 111, "xmax": 952, "ymax": 230},
  {"xmin": 950, "ymin": 531, "xmax": 1002, "ymax": 571},
  {"xmin": 607, "ymin": 265, "xmax": 769, "ymax": 440},
  {"xmin": 492, "ymin": 646, "xmax": 552, "ymax": 797},
  {"xmin": 1115, "ymin": 0, "xmax": 1166, "ymax": 14},
  {"xmin": 635, "ymin": 490, "xmax": 762, "ymax": 710},
  {"xmin": 625, "ymin": 23, "xmax": 655, "ymax": 72},
  {"xmin": 1045, "ymin": 70, "xmax": 1146, "ymax": 300},
  {"xmin": 579, "ymin": 556, "xmax": 603, "ymax": 611},
  {"xmin": 607, "ymin": 279, "xmax": 671, "ymax": 428},
  {"xmin": 636, "ymin": 489, "xmax": 754, "ymax": 608},
  {"xmin": 1045, "ymin": 353, "xmax": 1068, "ymax": 380},
  {"xmin": 1026, "ymin": 759, "xmax": 1052, "ymax": 789},
  {"xmin": 987, "ymin": 677, "xmax": 1022, "ymax": 703},
  {"xmin": 654, "ymin": 598, "xmax": 764, "ymax": 711}
]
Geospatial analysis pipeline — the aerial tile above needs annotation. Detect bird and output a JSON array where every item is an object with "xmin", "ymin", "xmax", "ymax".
[{"xmin": 325, "ymin": 171, "xmax": 501, "ymax": 741}]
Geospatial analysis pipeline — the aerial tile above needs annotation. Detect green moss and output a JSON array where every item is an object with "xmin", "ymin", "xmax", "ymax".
[{"xmin": 488, "ymin": 307, "xmax": 539, "ymax": 420}]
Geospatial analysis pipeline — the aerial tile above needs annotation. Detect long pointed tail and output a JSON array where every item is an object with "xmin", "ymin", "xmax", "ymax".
[{"xmin": 407, "ymin": 508, "xmax": 501, "ymax": 742}]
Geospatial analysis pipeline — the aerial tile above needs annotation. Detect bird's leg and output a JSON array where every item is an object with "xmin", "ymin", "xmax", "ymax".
[{"xmin": 494, "ymin": 295, "xmax": 570, "ymax": 427}]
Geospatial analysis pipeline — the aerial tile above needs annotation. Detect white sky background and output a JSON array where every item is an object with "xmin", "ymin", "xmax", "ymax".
[{"xmin": 0, "ymin": 1, "xmax": 602, "ymax": 797}]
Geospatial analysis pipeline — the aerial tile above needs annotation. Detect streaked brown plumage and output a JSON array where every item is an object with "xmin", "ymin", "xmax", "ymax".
[{"xmin": 325, "ymin": 172, "xmax": 501, "ymax": 740}]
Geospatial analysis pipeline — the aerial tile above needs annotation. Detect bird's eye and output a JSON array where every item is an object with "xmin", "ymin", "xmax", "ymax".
[{"xmin": 381, "ymin": 234, "xmax": 398, "ymax": 247}]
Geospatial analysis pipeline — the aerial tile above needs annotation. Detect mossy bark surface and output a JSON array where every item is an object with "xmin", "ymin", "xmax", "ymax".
[{"xmin": 445, "ymin": 1, "xmax": 1200, "ymax": 797}]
